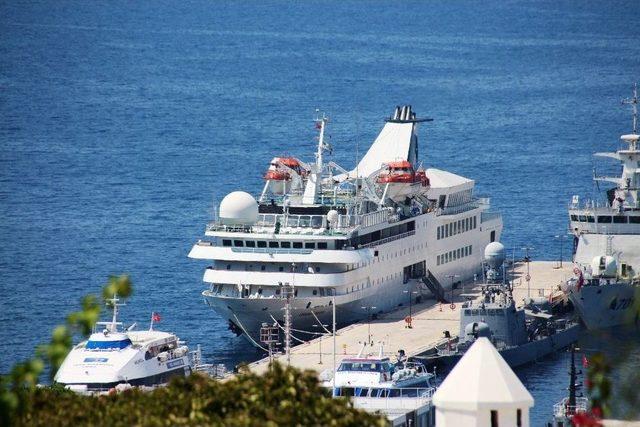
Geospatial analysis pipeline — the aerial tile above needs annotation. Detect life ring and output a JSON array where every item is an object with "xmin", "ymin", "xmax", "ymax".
[{"xmin": 450, "ymin": 303, "xmax": 456, "ymax": 310}]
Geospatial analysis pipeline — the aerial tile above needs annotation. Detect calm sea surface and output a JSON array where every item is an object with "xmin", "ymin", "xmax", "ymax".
[{"xmin": 1, "ymin": 1, "xmax": 639, "ymax": 424}]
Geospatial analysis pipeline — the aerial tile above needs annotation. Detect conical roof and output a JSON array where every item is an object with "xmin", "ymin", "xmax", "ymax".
[{"xmin": 432, "ymin": 337, "xmax": 534, "ymax": 410}]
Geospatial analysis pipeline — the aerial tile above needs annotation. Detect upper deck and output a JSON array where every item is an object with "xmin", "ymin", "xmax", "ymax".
[{"xmin": 568, "ymin": 203, "xmax": 640, "ymax": 235}]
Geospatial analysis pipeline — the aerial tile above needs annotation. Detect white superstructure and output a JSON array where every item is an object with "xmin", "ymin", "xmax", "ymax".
[
  {"xmin": 189, "ymin": 106, "xmax": 503, "ymax": 347},
  {"xmin": 564, "ymin": 86, "xmax": 640, "ymax": 329},
  {"xmin": 55, "ymin": 295, "xmax": 191, "ymax": 393}
]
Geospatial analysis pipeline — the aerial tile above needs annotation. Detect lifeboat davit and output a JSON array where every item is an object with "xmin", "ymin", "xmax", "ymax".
[
  {"xmin": 263, "ymin": 157, "xmax": 307, "ymax": 194},
  {"xmin": 376, "ymin": 161, "xmax": 428, "ymax": 201},
  {"xmin": 376, "ymin": 161, "xmax": 429, "ymax": 186}
]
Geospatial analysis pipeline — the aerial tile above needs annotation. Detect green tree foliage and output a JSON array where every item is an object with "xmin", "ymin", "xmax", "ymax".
[{"xmin": 12, "ymin": 364, "xmax": 385, "ymax": 427}]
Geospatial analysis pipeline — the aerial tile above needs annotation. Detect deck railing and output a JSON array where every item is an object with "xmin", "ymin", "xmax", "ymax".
[
  {"xmin": 350, "ymin": 387, "xmax": 435, "ymax": 411},
  {"xmin": 553, "ymin": 397, "xmax": 588, "ymax": 417}
]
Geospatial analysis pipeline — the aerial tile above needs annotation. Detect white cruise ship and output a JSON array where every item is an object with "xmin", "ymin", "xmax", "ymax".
[
  {"xmin": 563, "ymin": 87, "xmax": 640, "ymax": 329},
  {"xmin": 189, "ymin": 106, "xmax": 503, "ymax": 347}
]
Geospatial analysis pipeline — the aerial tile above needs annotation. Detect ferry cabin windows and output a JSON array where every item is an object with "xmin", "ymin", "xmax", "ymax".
[
  {"xmin": 613, "ymin": 216, "xmax": 627, "ymax": 224},
  {"xmin": 222, "ymin": 239, "xmax": 232, "ymax": 247},
  {"xmin": 597, "ymin": 216, "xmax": 612, "ymax": 223},
  {"xmin": 630, "ymin": 216, "xmax": 640, "ymax": 224},
  {"xmin": 257, "ymin": 241, "xmax": 267, "ymax": 248},
  {"xmin": 437, "ymin": 245, "xmax": 473, "ymax": 265},
  {"xmin": 245, "ymin": 240, "xmax": 255, "ymax": 248},
  {"xmin": 437, "ymin": 215, "xmax": 478, "ymax": 240},
  {"xmin": 293, "ymin": 241, "xmax": 303, "ymax": 248}
]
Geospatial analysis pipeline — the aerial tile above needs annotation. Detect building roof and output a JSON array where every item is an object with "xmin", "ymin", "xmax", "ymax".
[{"xmin": 432, "ymin": 337, "xmax": 534, "ymax": 411}]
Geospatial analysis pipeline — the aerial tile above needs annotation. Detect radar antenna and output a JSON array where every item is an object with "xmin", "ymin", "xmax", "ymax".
[{"xmin": 622, "ymin": 83, "xmax": 638, "ymax": 134}]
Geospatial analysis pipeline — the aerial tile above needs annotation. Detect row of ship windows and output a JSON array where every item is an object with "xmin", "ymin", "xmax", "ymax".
[
  {"xmin": 222, "ymin": 264, "xmax": 322, "ymax": 273},
  {"xmin": 571, "ymin": 215, "xmax": 640, "ymax": 224},
  {"xmin": 436, "ymin": 245, "xmax": 473, "ymax": 266},
  {"xmin": 222, "ymin": 239, "xmax": 329, "ymax": 249},
  {"xmin": 436, "ymin": 216, "xmax": 477, "ymax": 240}
]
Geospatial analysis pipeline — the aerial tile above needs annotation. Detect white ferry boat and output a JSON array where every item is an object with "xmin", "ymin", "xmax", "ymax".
[
  {"xmin": 328, "ymin": 345, "xmax": 436, "ymax": 426},
  {"xmin": 189, "ymin": 106, "xmax": 503, "ymax": 346},
  {"xmin": 55, "ymin": 295, "xmax": 192, "ymax": 393},
  {"xmin": 563, "ymin": 87, "xmax": 640, "ymax": 329}
]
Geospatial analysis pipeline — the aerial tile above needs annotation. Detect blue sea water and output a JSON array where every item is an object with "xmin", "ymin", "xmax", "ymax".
[{"xmin": 1, "ymin": 0, "xmax": 639, "ymax": 424}]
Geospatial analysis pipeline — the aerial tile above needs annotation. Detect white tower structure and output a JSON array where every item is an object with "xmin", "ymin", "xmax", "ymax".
[{"xmin": 432, "ymin": 337, "xmax": 534, "ymax": 427}]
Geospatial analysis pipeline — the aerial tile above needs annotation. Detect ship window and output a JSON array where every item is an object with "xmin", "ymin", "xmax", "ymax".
[
  {"xmin": 491, "ymin": 410, "xmax": 498, "ymax": 427},
  {"xmin": 293, "ymin": 241, "xmax": 303, "ymax": 248},
  {"xmin": 471, "ymin": 309, "xmax": 479, "ymax": 315},
  {"xmin": 570, "ymin": 215, "xmax": 578, "ymax": 221},
  {"xmin": 586, "ymin": 216, "xmax": 595, "ymax": 223},
  {"xmin": 245, "ymin": 240, "xmax": 255, "ymax": 247},
  {"xmin": 233, "ymin": 240, "xmax": 243, "ymax": 247},
  {"xmin": 630, "ymin": 217, "xmax": 640, "ymax": 224},
  {"xmin": 311, "ymin": 216, "xmax": 323, "ymax": 228},
  {"xmin": 222, "ymin": 239, "xmax": 232, "ymax": 247},
  {"xmin": 86, "ymin": 339, "xmax": 132, "ymax": 350},
  {"xmin": 269, "ymin": 241, "xmax": 279, "ymax": 248},
  {"xmin": 226, "ymin": 264, "xmax": 231, "ymax": 270},
  {"xmin": 315, "ymin": 267, "xmax": 320, "ymax": 272},
  {"xmin": 597, "ymin": 216, "xmax": 612, "ymax": 223},
  {"xmin": 281, "ymin": 242, "xmax": 291, "ymax": 248},
  {"xmin": 257, "ymin": 241, "xmax": 267, "ymax": 248},
  {"xmin": 305, "ymin": 242, "xmax": 315, "ymax": 249},
  {"xmin": 261, "ymin": 265, "xmax": 266, "ymax": 271},
  {"xmin": 613, "ymin": 216, "xmax": 627, "ymax": 224},
  {"xmin": 578, "ymin": 215, "xmax": 587, "ymax": 222},
  {"xmin": 517, "ymin": 409, "xmax": 522, "ymax": 427},
  {"xmin": 437, "ymin": 227, "xmax": 441, "ymax": 240},
  {"xmin": 313, "ymin": 289, "xmax": 318, "ymax": 295},
  {"xmin": 464, "ymin": 309, "xmax": 471, "ymax": 315},
  {"xmin": 317, "ymin": 242, "xmax": 328, "ymax": 249},
  {"xmin": 473, "ymin": 216, "xmax": 477, "ymax": 228},
  {"xmin": 279, "ymin": 266, "xmax": 284, "ymax": 272}
]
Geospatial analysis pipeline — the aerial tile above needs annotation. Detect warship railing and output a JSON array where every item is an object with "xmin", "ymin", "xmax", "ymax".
[{"xmin": 553, "ymin": 397, "xmax": 588, "ymax": 417}]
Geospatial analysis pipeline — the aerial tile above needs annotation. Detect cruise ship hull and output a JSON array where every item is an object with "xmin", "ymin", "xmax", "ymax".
[
  {"xmin": 567, "ymin": 284, "xmax": 640, "ymax": 330},
  {"xmin": 204, "ymin": 278, "xmax": 441, "ymax": 347}
]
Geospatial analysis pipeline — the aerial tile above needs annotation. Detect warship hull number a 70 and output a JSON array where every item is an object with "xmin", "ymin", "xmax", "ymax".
[{"xmin": 189, "ymin": 106, "xmax": 503, "ymax": 347}]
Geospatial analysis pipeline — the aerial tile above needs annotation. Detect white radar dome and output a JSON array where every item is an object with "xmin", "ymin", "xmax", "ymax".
[
  {"xmin": 326, "ymin": 209, "xmax": 339, "ymax": 227},
  {"xmin": 219, "ymin": 191, "xmax": 259, "ymax": 225},
  {"xmin": 590, "ymin": 255, "xmax": 617, "ymax": 278},
  {"xmin": 484, "ymin": 242, "xmax": 505, "ymax": 269}
]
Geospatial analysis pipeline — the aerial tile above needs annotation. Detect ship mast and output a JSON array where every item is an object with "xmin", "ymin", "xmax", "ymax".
[{"xmin": 622, "ymin": 83, "xmax": 638, "ymax": 135}]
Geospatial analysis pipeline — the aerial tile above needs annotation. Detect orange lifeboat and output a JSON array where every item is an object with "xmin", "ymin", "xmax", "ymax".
[
  {"xmin": 263, "ymin": 157, "xmax": 307, "ymax": 181},
  {"xmin": 376, "ymin": 161, "xmax": 429, "ymax": 187}
]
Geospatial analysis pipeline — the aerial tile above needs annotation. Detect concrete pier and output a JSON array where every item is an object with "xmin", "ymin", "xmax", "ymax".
[{"xmin": 248, "ymin": 261, "xmax": 574, "ymax": 375}]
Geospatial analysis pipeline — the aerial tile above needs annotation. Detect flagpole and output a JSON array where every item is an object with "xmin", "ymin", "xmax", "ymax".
[{"xmin": 149, "ymin": 312, "xmax": 153, "ymax": 331}]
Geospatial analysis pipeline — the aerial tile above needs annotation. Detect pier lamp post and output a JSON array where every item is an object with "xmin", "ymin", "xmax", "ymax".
[
  {"xmin": 402, "ymin": 285, "xmax": 418, "ymax": 328},
  {"xmin": 361, "ymin": 306, "xmax": 377, "ymax": 346},
  {"xmin": 445, "ymin": 274, "xmax": 460, "ymax": 304},
  {"xmin": 312, "ymin": 323, "xmax": 328, "ymax": 364},
  {"xmin": 554, "ymin": 235, "xmax": 568, "ymax": 268},
  {"xmin": 521, "ymin": 246, "xmax": 533, "ymax": 299}
]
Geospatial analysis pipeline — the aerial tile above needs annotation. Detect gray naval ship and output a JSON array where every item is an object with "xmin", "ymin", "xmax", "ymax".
[
  {"xmin": 562, "ymin": 86, "xmax": 640, "ymax": 329},
  {"xmin": 422, "ymin": 242, "xmax": 580, "ymax": 370}
]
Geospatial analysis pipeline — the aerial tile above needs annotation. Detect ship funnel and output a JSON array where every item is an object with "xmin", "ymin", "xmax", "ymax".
[{"xmin": 393, "ymin": 106, "xmax": 400, "ymax": 120}]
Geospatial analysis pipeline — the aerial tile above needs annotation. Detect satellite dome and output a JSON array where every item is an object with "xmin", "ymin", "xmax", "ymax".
[
  {"xmin": 326, "ymin": 210, "xmax": 339, "ymax": 227},
  {"xmin": 465, "ymin": 322, "xmax": 492, "ymax": 340},
  {"xmin": 219, "ymin": 191, "xmax": 259, "ymax": 225},
  {"xmin": 484, "ymin": 242, "xmax": 505, "ymax": 269}
]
